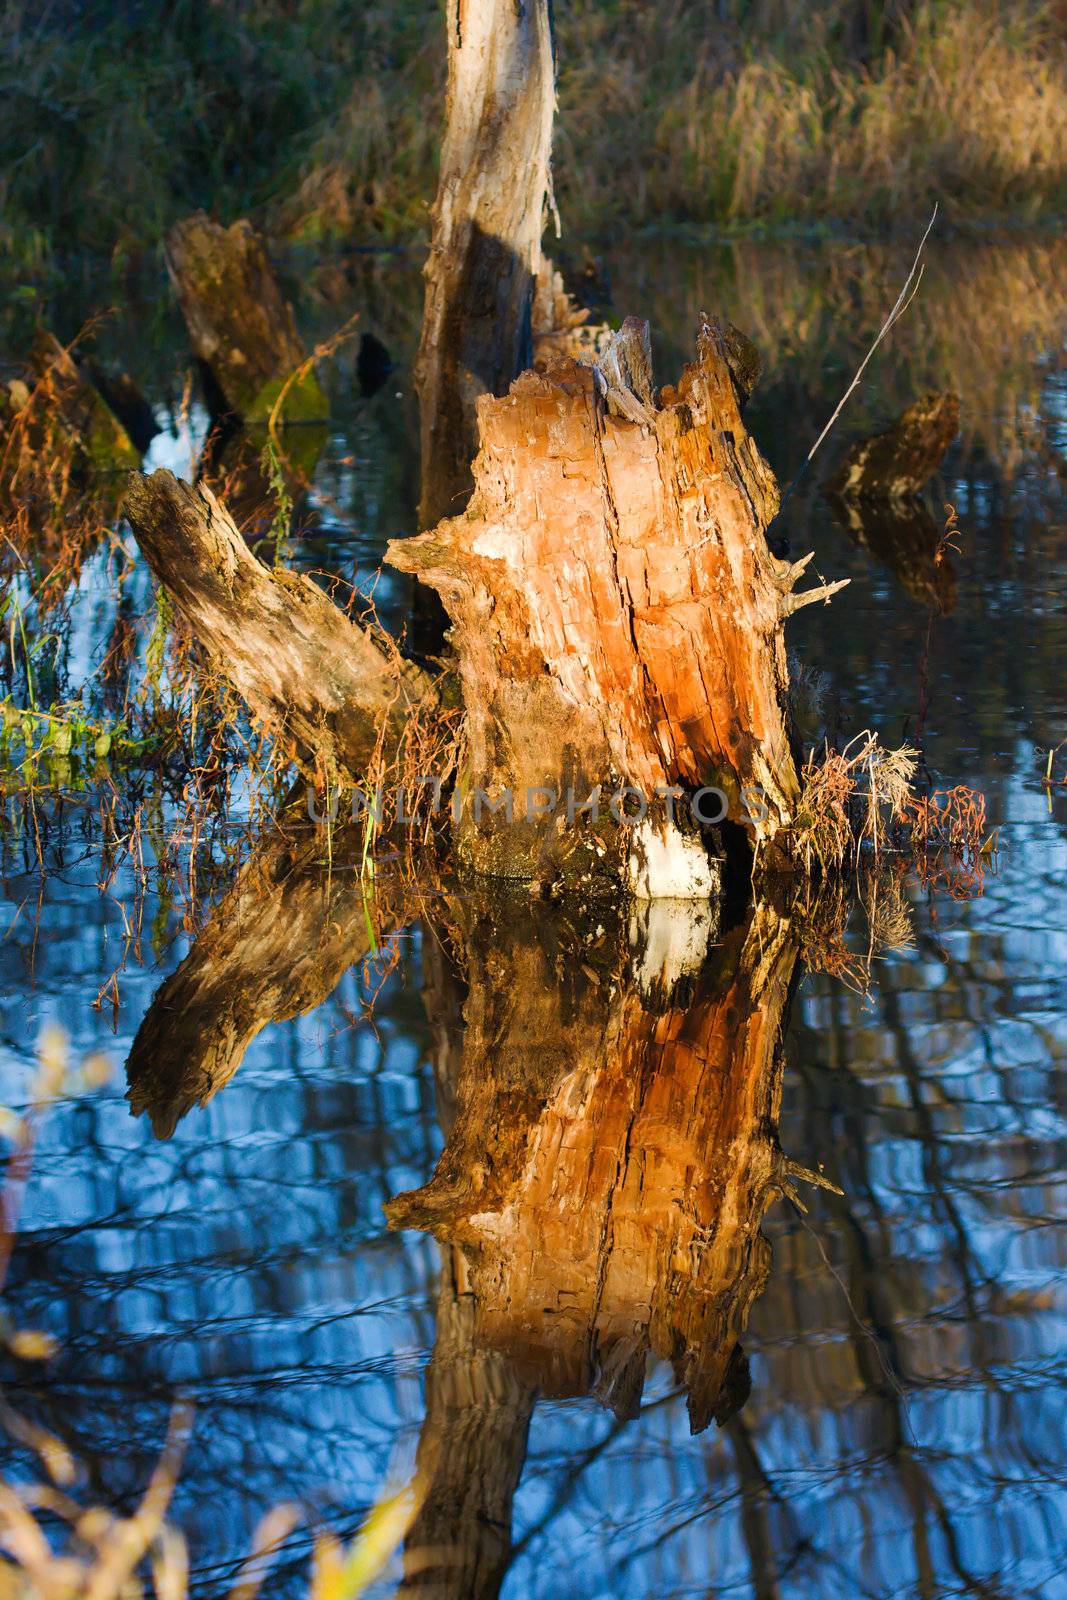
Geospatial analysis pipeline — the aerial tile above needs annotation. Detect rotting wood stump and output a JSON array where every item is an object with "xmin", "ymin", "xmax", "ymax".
[
  {"xmin": 391, "ymin": 318, "xmax": 846, "ymax": 893},
  {"xmin": 123, "ymin": 318, "xmax": 851, "ymax": 901},
  {"xmin": 165, "ymin": 212, "xmax": 327, "ymax": 425}
]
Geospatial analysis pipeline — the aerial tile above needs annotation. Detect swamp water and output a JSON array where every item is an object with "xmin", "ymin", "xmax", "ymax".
[{"xmin": 1, "ymin": 232, "xmax": 1065, "ymax": 1598}]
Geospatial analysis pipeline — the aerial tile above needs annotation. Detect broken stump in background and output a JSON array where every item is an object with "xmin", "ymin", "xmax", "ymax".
[
  {"xmin": 81, "ymin": 363, "xmax": 158, "ymax": 455},
  {"xmin": 165, "ymin": 212, "xmax": 327, "ymax": 425},
  {"xmin": 531, "ymin": 255, "xmax": 611, "ymax": 367}
]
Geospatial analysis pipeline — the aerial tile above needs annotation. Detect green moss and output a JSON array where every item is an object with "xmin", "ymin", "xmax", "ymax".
[
  {"xmin": 83, "ymin": 394, "xmax": 140, "ymax": 471},
  {"xmin": 245, "ymin": 366, "xmax": 329, "ymax": 426}
]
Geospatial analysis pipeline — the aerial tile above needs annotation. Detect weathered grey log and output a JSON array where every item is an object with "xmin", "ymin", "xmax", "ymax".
[
  {"xmin": 165, "ymin": 212, "xmax": 327, "ymax": 424},
  {"xmin": 825, "ymin": 391, "xmax": 960, "ymax": 502},
  {"xmin": 123, "ymin": 469, "xmax": 436, "ymax": 784},
  {"xmin": 414, "ymin": 0, "xmax": 555, "ymax": 527}
]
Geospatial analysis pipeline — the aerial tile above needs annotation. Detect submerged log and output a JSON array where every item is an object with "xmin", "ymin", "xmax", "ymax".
[
  {"xmin": 392, "ymin": 319, "xmax": 840, "ymax": 892},
  {"xmin": 415, "ymin": 0, "xmax": 555, "ymax": 527},
  {"xmin": 389, "ymin": 890, "xmax": 814, "ymax": 1434},
  {"xmin": 123, "ymin": 469, "xmax": 436, "ymax": 784},
  {"xmin": 165, "ymin": 213, "xmax": 328, "ymax": 425},
  {"xmin": 825, "ymin": 391, "xmax": 960, "ymax": 502}
]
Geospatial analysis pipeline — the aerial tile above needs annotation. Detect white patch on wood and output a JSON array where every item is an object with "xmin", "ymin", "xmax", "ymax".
[
  {"xmin": 628, "ymin": 897, "xmax": 716, "ymax": 995},
  {"xmin": 626, "ymin": 819, "xmax": 719, "ymax": 901}
]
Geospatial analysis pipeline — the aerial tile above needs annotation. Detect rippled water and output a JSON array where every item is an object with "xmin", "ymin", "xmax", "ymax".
[{"xmin": 1, "ymin": 233, "xmax": 1065, "ymax": 1598}]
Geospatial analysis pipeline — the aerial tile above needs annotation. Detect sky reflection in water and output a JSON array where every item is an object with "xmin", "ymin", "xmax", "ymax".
[{"xmin": 1, "ymin": 235, "xmax": 1065, "ymax": 1599}]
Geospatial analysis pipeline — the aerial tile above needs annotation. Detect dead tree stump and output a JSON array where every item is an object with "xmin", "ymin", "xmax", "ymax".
[
  {"xmin": 165, "ymin": 213, "xmax": 327, "ymax": 425},
  {"xmin": 825, "ymin": 391, "xmax": 960, "ymax": 502},
  {"xmin": 392, "ymin": 319, "xmax": 845, "ymax": 894}
]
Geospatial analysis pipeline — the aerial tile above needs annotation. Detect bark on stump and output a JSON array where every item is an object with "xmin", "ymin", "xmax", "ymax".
[
  {"xmin": 392, "ymin": 319, "xmax": 844, "ymax": 895},
  {"xmin": 165, "ymin": 212, "xmax": 327, "ymax": 424},
  {"xmin": 415, "ymin": 0, "xmax": 555, "ymax": 528}
]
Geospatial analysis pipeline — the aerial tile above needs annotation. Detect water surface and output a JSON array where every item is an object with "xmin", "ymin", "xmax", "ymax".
[{"xmin": 1, "ymin": 232, "xmax": 1065, "ymax": 1599}]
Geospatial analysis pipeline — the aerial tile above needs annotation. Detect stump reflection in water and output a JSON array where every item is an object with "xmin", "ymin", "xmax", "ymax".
[
  {"xmin": 389, "ymin": 892, "xmax": 815, "ymax": 1596},
  {"xmin": 124, "ymin": 841, "xmax": 827, "ymax": 1598}
]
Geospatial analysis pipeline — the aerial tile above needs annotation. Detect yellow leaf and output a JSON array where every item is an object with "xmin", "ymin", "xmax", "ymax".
[{"xmin": 8, "ymin": 1328, "xmax": 59, "ymax": 1362}]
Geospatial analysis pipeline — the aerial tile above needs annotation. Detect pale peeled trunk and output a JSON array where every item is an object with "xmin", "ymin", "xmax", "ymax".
[{"xmin": 415, "ymin": 0, "xmax": 556, "ymax": 528}]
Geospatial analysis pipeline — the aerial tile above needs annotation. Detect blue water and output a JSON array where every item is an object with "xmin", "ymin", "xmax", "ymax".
[{"xmin": 1, "ymin": 235, "xmax": 1065, "ymax": 1598}]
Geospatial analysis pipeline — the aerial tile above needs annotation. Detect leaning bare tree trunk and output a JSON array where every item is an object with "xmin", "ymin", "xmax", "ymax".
[
  {"xmin": 415, "ymin": 0, "xmax": 555, "ymax": 527},
  {"xmin": 124, "ymin": 470, "xmax": 435, "ymax": 784}
]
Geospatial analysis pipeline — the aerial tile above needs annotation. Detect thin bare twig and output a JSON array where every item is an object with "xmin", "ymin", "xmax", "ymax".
[{"xmin": 776, "ymin": 203, "xmax": 939, "ymax": 514}]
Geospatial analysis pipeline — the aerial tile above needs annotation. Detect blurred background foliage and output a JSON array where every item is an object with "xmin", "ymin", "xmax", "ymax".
[{"xmin": 1, "ymin": 0, "xmax": 1064, "ymax": 278}]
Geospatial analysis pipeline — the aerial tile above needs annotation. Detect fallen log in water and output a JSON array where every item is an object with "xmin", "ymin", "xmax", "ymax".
[
  {"xmin": 165, "ymin": 212, "xmax": 328, "ymax": 425},
  {"xmin": 123, "ymin": 469, "xmax": 436, "ymax": 784}
]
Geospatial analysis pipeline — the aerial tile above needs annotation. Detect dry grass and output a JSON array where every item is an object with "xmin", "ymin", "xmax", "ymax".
[
  {"xmin": 787, "ymin": 728, "xmax": 987, "ymax": 886},
  {"xmin": 623, "ymin": 0, "xmax": 1067, "ymax": 230},
  {"xmin": 11, "ymin": 0, "xmax": 1055, "ymax": 265},
  {"xmin": 283, "ymin": 1, "xmax": 1067, "ymax": 240}
]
